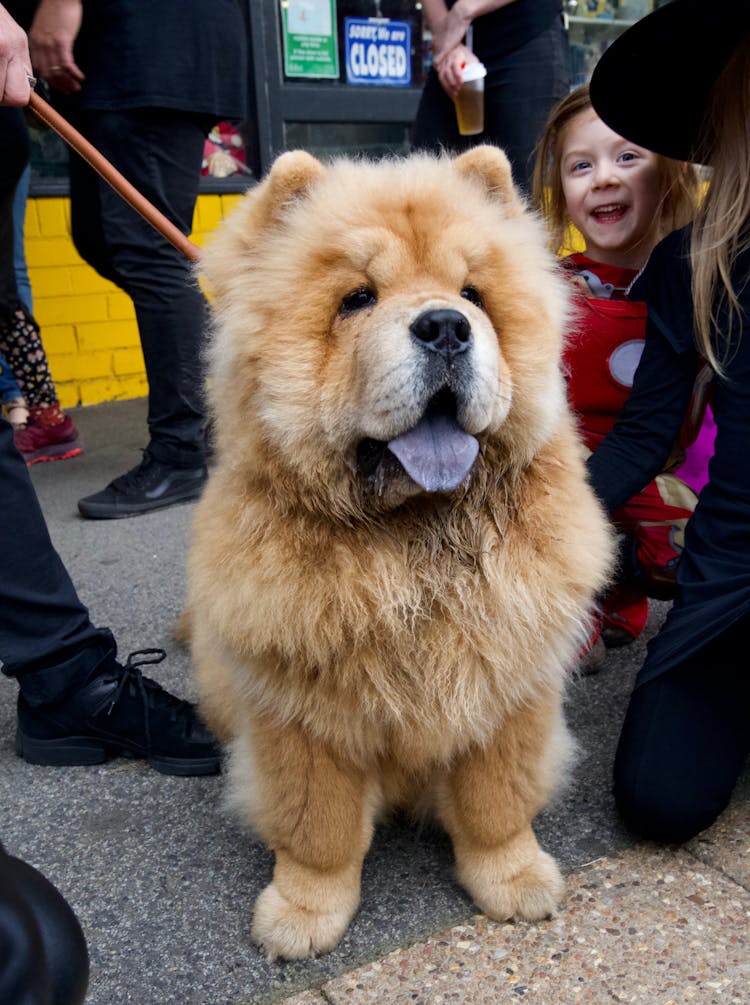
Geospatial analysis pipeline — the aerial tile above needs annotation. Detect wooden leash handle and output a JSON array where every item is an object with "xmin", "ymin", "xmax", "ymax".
[{"xmin": 28, "ymin": 90, "xmax": 202, "ymax": 264}]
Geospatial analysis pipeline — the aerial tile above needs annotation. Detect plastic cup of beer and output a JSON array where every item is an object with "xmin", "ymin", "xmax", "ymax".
[{"xmin": 454, "ymin": 61, "xmax": 487, "ymax": 136}]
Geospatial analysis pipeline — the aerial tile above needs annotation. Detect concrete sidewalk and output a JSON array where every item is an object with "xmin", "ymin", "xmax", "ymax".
[
  {"xmin": 2, "ymin": 398, "xmax": 748, "ymax": 1005},
  {"xmin": 277, "ymin": 824, "xmax": 750, "ymax": 1005}
]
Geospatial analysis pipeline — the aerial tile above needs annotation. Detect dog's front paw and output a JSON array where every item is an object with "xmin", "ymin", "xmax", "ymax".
[
  {"xmin": 490, "ymin": 849, "xmax": 564, "ymax": 921},
  {"xmin": 458, "ymin": 845, "xmax": 564, "ymax": 923},
  {"xmin": 251, "ymin": 881, "xmax": 356, "ymax": 960}
]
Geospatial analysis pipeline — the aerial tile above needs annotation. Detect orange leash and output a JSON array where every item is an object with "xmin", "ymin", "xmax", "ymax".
[{"xmin": 28, "ymin": 90, "xmax": 202, "ymax": 264}]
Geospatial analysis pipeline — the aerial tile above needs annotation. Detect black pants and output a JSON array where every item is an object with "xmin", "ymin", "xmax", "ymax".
[
  {"xmin": 66, "ymin": 107, "xmax": 211, "ymax": 468},
  {"xmin": 412, "ymin": 16, "xmax": 569, "ymax": 194},
  {"xmin": 0, "ymin": 418, "xmax": 114, "ymax": 702},
  {"xmin": 614, "ymin": 615, "xmax": 750, "ymax": 843},
  {"xmin": 0, "ymin": 116, "xmax": 105, "ymax": 700}
]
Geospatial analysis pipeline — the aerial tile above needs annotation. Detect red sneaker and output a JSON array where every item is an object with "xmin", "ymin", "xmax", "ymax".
[{"xmin": 14, "ymin": 415, "xmax": 83, "ymax": 465}]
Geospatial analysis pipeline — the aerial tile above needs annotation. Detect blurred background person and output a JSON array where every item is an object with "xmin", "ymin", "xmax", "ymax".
[
  {"xmin": 412, "ymin": 0, "xmax": 569, "ymax": 193},
  {"xmin": 0, "ymin": 103, "xmax": 82, "ymax": 464},
  {"xmin": 16, "ymin": 0, "xmax": 247, "ymax": 517},
  {"xmin": 12, "ymin": 161, "xmax": 32, "ymax": 312}
]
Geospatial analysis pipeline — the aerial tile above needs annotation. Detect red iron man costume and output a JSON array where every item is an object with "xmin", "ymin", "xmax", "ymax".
[{"xmin": 563, "ymin": 254, "xmax": 699, "ymax": 645}]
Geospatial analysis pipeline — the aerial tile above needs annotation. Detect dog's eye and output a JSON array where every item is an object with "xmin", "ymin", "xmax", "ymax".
[
  {"xmin": 460, "ymin": 286, "xmax": 484, "ymax": 310},
  {"xmin": 340, "ymin": 287, "xmax": 377, "ymax": 316}
]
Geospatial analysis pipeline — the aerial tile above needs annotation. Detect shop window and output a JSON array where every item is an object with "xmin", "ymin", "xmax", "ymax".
[
  {"xmin": 201, "ymin": 122, "xmax": 255, "ymax": 181},
  {"xmin": 24, "ymin": 1, "xmax": 665, "ymax": 190},
  {"xmin": 27, "ymin": 102, "xmax": 69, "ymax": 187},
  {"xmin": 281, "ymin": 1, "xmax": 427, "ymax": 89},
  {"xmin": 285, "ymin": 121, "xmax": 412, "ymax": 159},
  {"xmin": 25, "ymin": 86, "xmax": 254, "ymax": 193},
  {"xmin": 566, "ymin": 0, "xmax": 656, "ymax": 88}
]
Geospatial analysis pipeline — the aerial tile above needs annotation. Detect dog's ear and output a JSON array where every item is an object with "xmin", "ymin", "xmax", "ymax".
[
  {"xmin": 230, "ymin": 150, "xmax": 325, "ymax": 237},
  {"xmin": 248, "ymin": 148, "xmax": 323, "ymax": 230},
  {"xmin": 454, "ymin": 145, "xmax": 525, "ymax": 218},
  {"xmin": 200, "ymin": 150, "xmax": 325, "ymax": 301},
  {"xmin": 257, "ymin": 149, "xmax": 325, "ymax": 224}
]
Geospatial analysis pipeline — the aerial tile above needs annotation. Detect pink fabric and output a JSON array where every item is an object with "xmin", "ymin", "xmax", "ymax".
[{"xmin": 676, "ymin": 405, "xmax": 716, "ymax": 494}]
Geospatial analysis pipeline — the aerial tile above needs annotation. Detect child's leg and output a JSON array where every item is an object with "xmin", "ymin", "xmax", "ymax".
[
  {"xmin": 577, "ymin": 610, "xmax": 608, "ymax": 674},
  {"xmin": 0, "ymin": 303, "xmax": 82, "ymax": 463},
  {"xmin": 601, "ymin": 584, "xmax": 649, "ymax": 647},
  {"xmin": 0, "ymin": 346, "xmax": 28, "ymax": 428},
  {"xmin": 0, "ymin": 302, "xmax": 63, "ymax": 420},
  {"xmin": 612, "ymin": 475, "xmax": 697, "ymax": 599}
]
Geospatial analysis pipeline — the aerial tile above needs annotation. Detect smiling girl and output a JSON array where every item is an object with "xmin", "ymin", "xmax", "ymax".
[{"xmin": 533, "ymin": 84, "xmax": 707, "ymax": 652}]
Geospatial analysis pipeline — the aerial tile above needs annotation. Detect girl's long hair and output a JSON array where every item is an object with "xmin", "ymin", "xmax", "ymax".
[
  {"xmin": 531, "ymin": 84, "xmax": 699, "ymax": 258},
  {"xmin": 690, "ymin": 38, "xmax": 750, "ymax": 374}
]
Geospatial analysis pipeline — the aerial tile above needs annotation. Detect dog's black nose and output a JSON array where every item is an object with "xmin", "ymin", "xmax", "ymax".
[{"xmin": 410, "ymin": 309, "xmax": 472, "ymax": 359}]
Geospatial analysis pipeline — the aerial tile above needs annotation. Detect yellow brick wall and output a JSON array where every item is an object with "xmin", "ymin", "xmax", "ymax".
[
  {"xmin": 24, "ymin": 192, "xmax": 244, "ymax": 407},
  {"xmin": 24, "ymin": 192, "xmax": 587, "ymax": 409}
]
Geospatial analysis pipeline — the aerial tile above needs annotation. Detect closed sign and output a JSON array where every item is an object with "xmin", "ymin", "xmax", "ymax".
[{"xmin": 345, "ymin": 18, "xmax": 411, "ymax": 87}]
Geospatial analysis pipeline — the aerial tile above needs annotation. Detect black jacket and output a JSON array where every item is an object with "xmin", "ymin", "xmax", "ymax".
[
  {"xmin": 448, "ymin": 0, "xmax": 562, "ymax": 63},
  {"xmin": 11, "ymin": 0, "xmax": 247, "ymax": 120},
  {"xmin": 587, "ymin": 227, "xmax": 750, "ymax": 681}
]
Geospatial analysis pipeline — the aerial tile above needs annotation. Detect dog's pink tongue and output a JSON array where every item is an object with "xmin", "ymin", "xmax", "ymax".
[{"xmin": 387, "ymin": 413, "xmax": 479, "ymax": 492}]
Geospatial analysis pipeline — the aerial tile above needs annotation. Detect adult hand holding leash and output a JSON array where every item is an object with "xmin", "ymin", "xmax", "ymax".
[
  {"xmin": 0, "ymin": 2, "xmax": 34, "ymax": 104},
  {"xmin": 2, "ymin": 1, "xmax": 200, "ymax": 263},
  {"xmin": 20, "ymin": 0, "xmax": 200, "ymax": 262}
]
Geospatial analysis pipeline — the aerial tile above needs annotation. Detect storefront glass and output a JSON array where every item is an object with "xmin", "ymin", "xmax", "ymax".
[
  {"xmin": 280, "ymin": 1, "xmax": 427, "ymax": 88},
  {"xmin": 567, "ymin": 0, "xmax": 657, "ymax": 87},
  {"xmin": 26, "ymin": 0, "xmax": 663, "ymax": 192},
  {"xmin": 285, "ymin": 120, "xmax": 413, "ymax": 158}
]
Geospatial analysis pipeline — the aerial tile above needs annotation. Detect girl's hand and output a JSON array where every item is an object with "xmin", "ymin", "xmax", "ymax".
[
  {"xmin": 436, "ymin": 45, "xmax": 478, "ymax": 99},
  {"xmin": 29, "ymin": 0, "xmax": 85, "ymax": 94}
]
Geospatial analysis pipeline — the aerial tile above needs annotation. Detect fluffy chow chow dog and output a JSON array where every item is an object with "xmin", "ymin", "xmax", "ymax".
[{"xmin": 187, "ymin": 145, "xmax": 613, "ymax": 960}]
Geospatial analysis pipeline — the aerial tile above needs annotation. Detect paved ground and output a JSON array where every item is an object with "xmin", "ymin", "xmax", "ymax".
[{"xmin": 1, "ymin": 398, "xmax": 747, "ymax": 1005}]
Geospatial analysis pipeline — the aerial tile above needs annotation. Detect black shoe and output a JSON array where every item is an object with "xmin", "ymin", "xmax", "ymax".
[
  {"xmin": 577, "ymin": 634, "xmax": 608, "ymax": 676},
  {"xmin": 601, "ymin": 626, "xmax": 637, "ymax": 649},
  {"xmin": 77, "ymin": 449, "xmax": 207, "ymax": 519},
  {"xmin": 16, "ymin": 649, "xmax": 221, "ymax": 777}
]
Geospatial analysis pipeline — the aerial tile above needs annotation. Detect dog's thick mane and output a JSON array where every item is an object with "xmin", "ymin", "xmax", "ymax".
[{"xmin": 191, "ymin": 423, "xmax": 599, "ymax": 768}]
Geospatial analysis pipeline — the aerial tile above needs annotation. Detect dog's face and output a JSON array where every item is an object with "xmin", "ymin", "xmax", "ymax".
[{"xmin": 201, "ymin": 147, "xmax": 570, "ymax": 513}]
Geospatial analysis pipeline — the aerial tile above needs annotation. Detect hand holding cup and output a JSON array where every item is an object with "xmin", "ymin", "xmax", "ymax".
[{"xmin": 453, "ymin": 61, "xmax": 487, "ymax": 136}]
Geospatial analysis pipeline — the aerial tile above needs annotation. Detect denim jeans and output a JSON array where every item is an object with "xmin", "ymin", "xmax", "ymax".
[
  {"xmin": 0, "ymin": 108, "xmax": 29, "ymax": 314},
  {"xmin": 12, "ymin": 164, "xmax": 33, "ymax": 314}
]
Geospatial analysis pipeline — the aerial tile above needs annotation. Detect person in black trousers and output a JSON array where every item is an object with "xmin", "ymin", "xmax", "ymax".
[
  {"xmin": 412, "ymin": 0, "xmax": 569, "ymax": 194},
  {"xmin": 18, "ymin": 0, "xmax": 248, "ymax": 518},
  {"xmin": 0, "ymin": 12, "xmax": 220, "ymax": 1002},
  {"xmin": 2, "ymin": 415, "xmax": 224, "ymax": 776},
  {"xmin": 0, "ymin": 14, "xmax": 222, "ymax": 778},
  {"xmin": 586, "ymin": 0, "xmax": 750, "ymax": 843}
]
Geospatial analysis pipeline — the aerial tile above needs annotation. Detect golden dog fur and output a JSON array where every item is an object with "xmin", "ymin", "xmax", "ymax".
[{"xmin": 187, "ymin": 146, "xmax": 613, "ymax": 960}]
